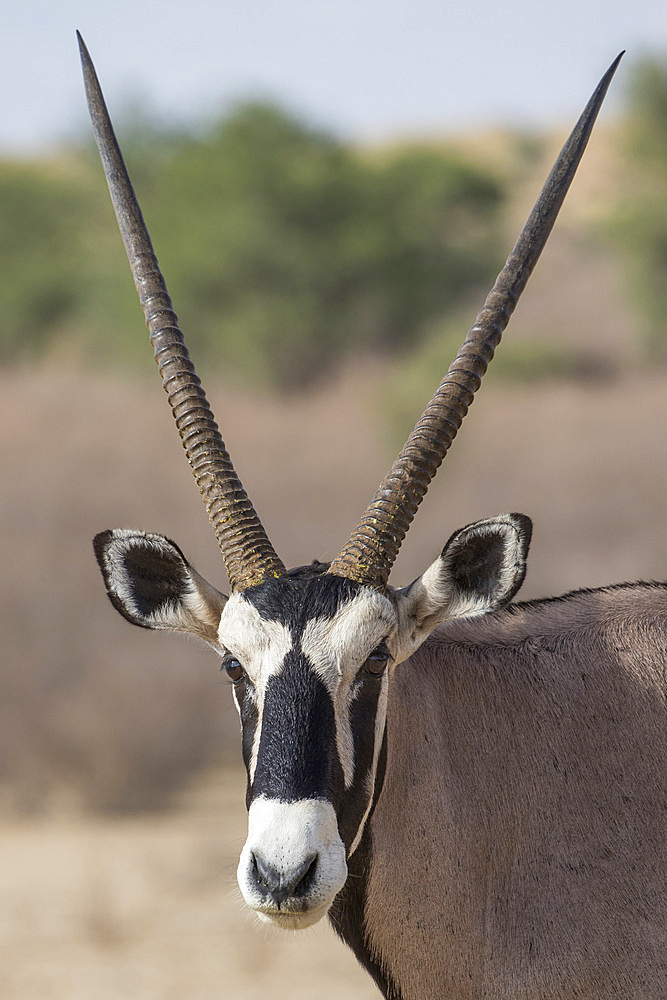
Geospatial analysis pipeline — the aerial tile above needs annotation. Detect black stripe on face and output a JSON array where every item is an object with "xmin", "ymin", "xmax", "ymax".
[
  {"xmin": 242, "ymin": 572, "xmax": 362, "ymax": 627},
  {"xmin": 251, "ymin": 650, "xmax": 344, "ymax": 803},
  {"xmin": 337, "ymin": 672, "xmax": 383, "ymax": 850},
  {"xmin": 233, "ymin": 677, "xmax": 258, "ymax": 809}
]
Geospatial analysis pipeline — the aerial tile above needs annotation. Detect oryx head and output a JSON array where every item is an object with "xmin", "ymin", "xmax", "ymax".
[{"xmin": 81, "ymin": 35, "xmax": 620, "ymax": 928}]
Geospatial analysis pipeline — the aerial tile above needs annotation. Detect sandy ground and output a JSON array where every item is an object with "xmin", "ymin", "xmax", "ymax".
[{"xmin": 0, "ymin": 769, "xmax": 379, "ymax": 1000}]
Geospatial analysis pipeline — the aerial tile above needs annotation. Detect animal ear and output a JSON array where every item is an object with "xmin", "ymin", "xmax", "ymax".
[
  {"xmin": 93, "ymin": 529, "xmax": 227, "ymax": 651},
  {"xmin": 394, "ymin": 514, "xmax": 532, "ymax": 659}
]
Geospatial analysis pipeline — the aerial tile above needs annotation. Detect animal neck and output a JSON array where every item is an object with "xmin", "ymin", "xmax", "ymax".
[
  {"xmin": 329, "ymin": 647, "xmax": 458, "ymax": 1000},
  {"xmin": 331, "ymin": 635, "xmax": 535, "ymax": 998},
  {"xmin": 330, "ymin": 595, "xmax": 667, "ymax": 999}
]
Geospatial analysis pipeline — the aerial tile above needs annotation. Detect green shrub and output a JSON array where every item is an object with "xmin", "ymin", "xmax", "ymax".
[
  {"xmin": 0, "ymin": 102, "xmax": 507, "ymax": 390},
  {"xmin": 608, "ymin": 56, "xmax": 667, "ymax": 360},
  {"xmin": 0, "ymin": 161, "xmax": 93, "ymax": 359}
]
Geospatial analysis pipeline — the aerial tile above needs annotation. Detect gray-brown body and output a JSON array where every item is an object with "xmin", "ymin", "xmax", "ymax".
[{"xmin": 361, "ymin": 582, "xmax": 666, "ymax": 998}]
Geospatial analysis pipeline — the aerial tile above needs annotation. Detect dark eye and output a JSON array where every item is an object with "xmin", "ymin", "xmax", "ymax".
[
  {"xmin": 364, "ymin": 643, "xmax": 391, "ymax": 676},
  {"xmin": 222, "ymin": 656, "xmax": 244, "ymax": 683}
]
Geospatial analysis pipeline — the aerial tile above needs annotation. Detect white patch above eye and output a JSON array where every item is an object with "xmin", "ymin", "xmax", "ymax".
[
  {"xmin": 218, "ymin": 594, "xmax": 293, "ymax": 687},
  {"xmin": 300, "ymin": 588, "xmax": 396, "ymax": 691}
]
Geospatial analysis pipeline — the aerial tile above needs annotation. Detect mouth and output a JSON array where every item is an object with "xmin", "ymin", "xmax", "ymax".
[
  {"xmin": 253, "ymin": 902, "xmax": 331, "ymax": 930},
  {"xmin": 241, "ymin": 875, "xmax": 338, "ymax": 931}
]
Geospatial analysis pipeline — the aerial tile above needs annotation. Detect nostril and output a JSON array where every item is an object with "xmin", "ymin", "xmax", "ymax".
[
  {"xmin": 293, "ymin": 852, "xmax": 318, "ymax": 897},
  {"xmin": 250, "ymin": 850, "xmax": 319, "ymax": 906},
  {"xmin": 251, "ymin": 850, "xmax": 275, "ymax": 892}
]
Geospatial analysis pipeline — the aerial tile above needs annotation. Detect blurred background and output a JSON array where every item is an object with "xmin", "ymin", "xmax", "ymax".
[{"xmin": 2, "ymin": 2, "xmax": 667, "ymax": 997}]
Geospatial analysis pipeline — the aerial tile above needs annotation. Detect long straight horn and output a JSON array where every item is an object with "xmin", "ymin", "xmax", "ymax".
[
  {"xmin": 328, "ymin": 53, "xmax": 623, "ymax": 589},
  {"xmin": 78, "ymin": 33, "xmax": 285, "ymax": 592}
]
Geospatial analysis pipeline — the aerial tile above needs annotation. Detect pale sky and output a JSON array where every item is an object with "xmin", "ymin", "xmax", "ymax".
[{"xmin": 3, "ymin": 0, "xmax": 667, "ymax": 154}]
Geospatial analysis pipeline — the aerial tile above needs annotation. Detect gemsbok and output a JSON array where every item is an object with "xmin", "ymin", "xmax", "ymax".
[{"xmin": 81, "ymin": 35, "xmax": 665, "ymax": 999}]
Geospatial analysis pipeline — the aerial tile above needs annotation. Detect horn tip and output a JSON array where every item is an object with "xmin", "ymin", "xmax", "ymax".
[
  {"xmin": 76, "ymin": 30, "xmax": 97, "ymax": 93},
  {"xmin": 588, "ymin": 51, "xmax": 624, "ymax": 119},
  {"xmin": 75, "ymin": 30, "xmax": 88, "ymax": 60},
  {"xmin": 607, "ymin": 50, "xmax": 625, "ymax": 77},
  {"xmin": 597, "ymin": 51, "xmax": 625, "ymax": 94}
]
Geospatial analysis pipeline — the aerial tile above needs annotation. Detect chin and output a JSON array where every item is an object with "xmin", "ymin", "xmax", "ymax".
[{"xmin": 255, "ymin": 904, "xmax": 330, "ymax": 931}]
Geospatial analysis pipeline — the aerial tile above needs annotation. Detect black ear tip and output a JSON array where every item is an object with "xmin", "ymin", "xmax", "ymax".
[
  {"xmin": 508, "ymin": 513, "xmax": 533, "ymax": 551},
  {"xmin": 93, "ymin": 529, "xmax": 113, "ymax": 566}
]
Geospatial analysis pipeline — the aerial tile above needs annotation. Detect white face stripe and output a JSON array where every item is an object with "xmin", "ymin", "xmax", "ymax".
[
  {"xmin": 334, "ymin": 677, "xmax": 358, "ymax": 788},
  {"xmin": 219, "ymin": 595, "xmax": 294, "ymax": 782},
  {"xmin": 248, "ymin": 699, "xmax": 263, "ymax": 784},
  {"xmin": 231, "ymin": 680, "xmax": 262, "ymax": 784}
]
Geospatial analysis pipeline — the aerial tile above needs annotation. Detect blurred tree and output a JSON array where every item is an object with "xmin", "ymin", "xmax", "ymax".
[
  {"xmin": 0, "ymin": 161, "xmax": 93, "ymax": 359},
  {"xmin": 611, "ymin": 56, "xmax": 667, "ymax": 360},
  {"xmin": 121, "ymin": 101, "xmax": 505, "ymax": 388},
  {"xmin": 0, "ymin": 101, "xmax": 505, "ymax": 389}
]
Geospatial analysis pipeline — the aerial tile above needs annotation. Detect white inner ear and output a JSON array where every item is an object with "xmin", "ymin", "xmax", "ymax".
[
  {"xmin": 393, "ymin": 515, "xmax": 528, "ymax": 663},
  {"xmin": 147, "ymin": 565, "xmax": 227, "ymax": 648},
  {"xmin": 103, "ymin": 530, "xmax": 227, "ymax": 650},
  {"xmin": 441, "ymin": 515, "xmax": 528, "ymax": 615}
]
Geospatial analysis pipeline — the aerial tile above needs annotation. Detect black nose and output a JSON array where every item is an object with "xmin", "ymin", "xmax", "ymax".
[{"xmin": 251, "ymin": 851, "xmax": 318, "ymax": 907}]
